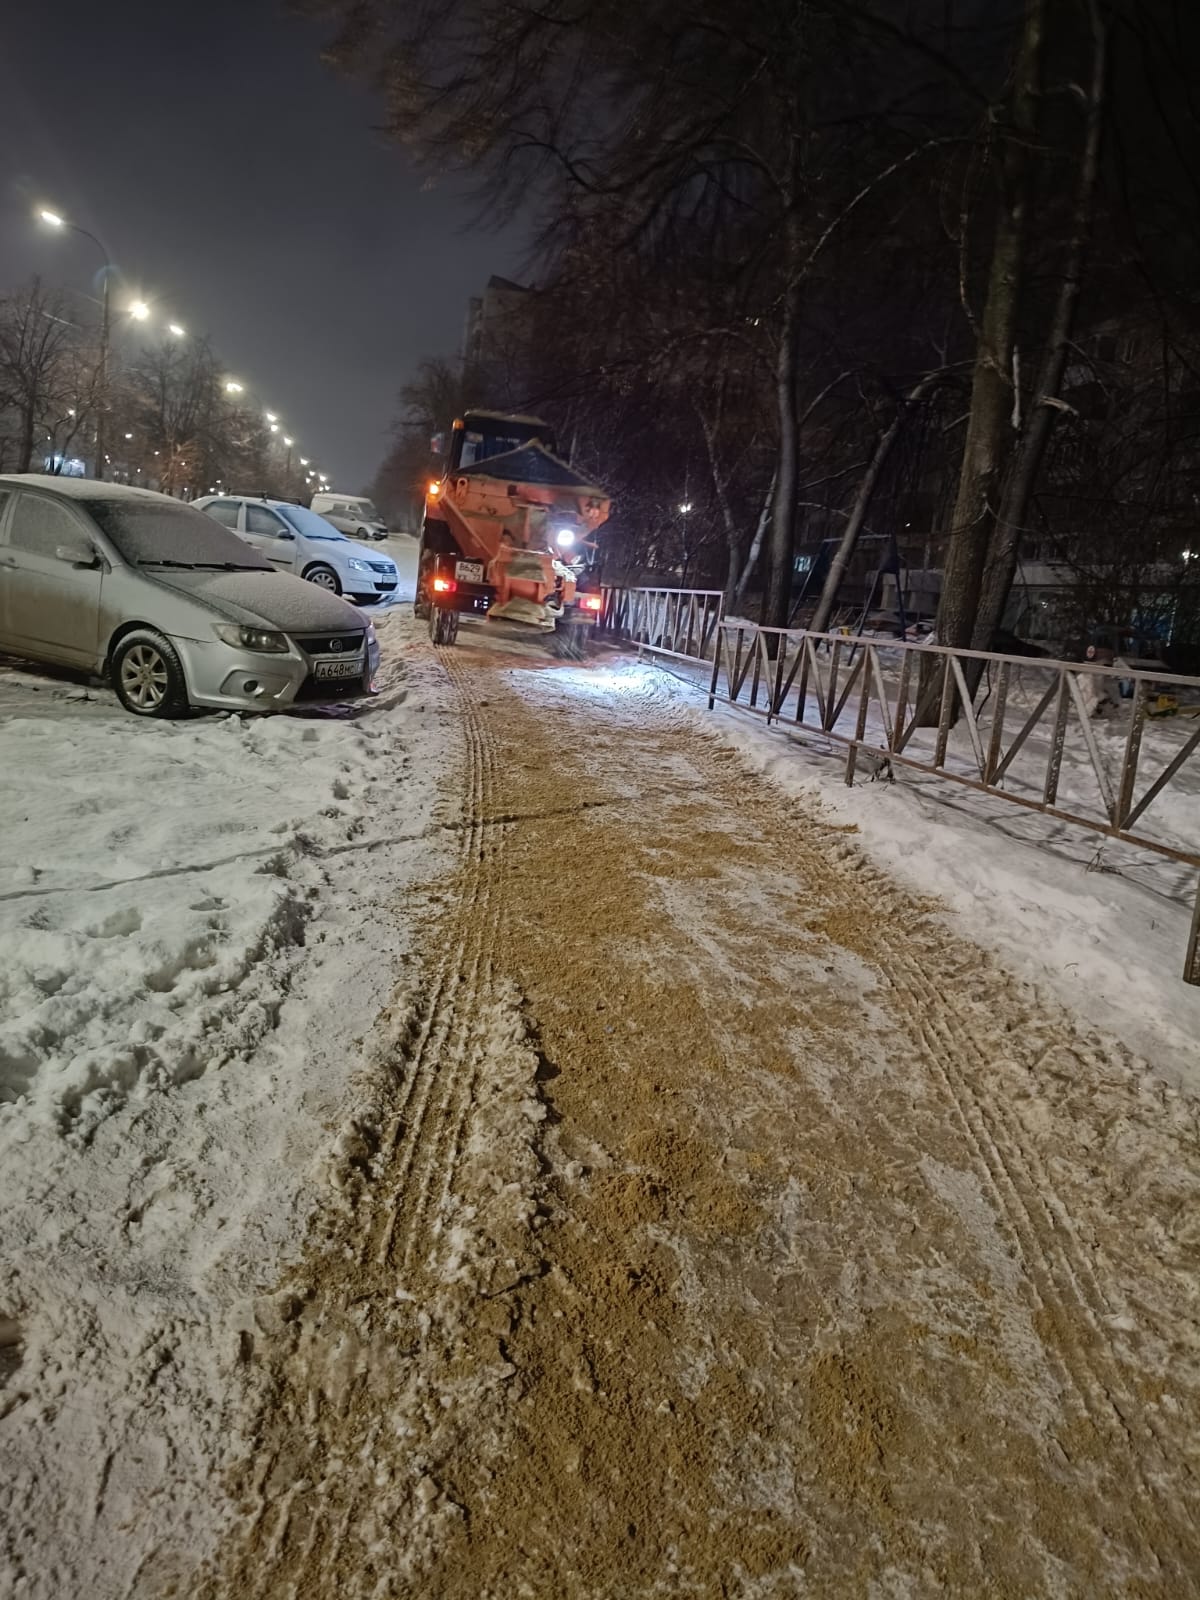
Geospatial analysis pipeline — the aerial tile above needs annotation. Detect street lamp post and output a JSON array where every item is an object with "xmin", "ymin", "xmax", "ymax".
[{"xmin": 39, "ymin": 209, "xmax": 112, "ymax": 479}]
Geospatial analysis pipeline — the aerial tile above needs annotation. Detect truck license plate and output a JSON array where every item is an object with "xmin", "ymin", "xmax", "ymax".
[
  {"xmin": 314, "ymin": 658, "xmax": 362, "ymax": 681},
  {"xmin": 455, "ymin": 561, "xmax": 484, "ymax": 583}
]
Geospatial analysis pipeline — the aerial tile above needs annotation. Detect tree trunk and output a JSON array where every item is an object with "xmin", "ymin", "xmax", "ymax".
[
  {"xmin": 918, "ymin": 0, "xmax": 1045, "ymax": 723},
  {"xmin": 694, "ymin": 392, "xmax": 744, "ymax": 609},
  {"xmin": 934, "ymin": 0, "xmax": 1045, "ymax": 651},
  {"xmin": 764, "ymin": 174, "xmax": 803, "ymax": 632},
  {"xmin": 973, "ymin": 0, "xmax": 1109, "ymax": 655},
  {"xmin": 17, "ymin": 395, "xmax": 36, "ymax": 473},
  {"xmin": 808, "ymin": 369, "xmax": 953, "ymax": 635},
  {"xmin": 732, "ymin": 470, "xmax": 776, "ymax": 613}
]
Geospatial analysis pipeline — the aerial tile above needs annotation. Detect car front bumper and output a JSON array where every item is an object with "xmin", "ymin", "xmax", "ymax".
[
  {"xmin": 172, "ymin": 631, "xmax": 379, "ymax": 712},
  {"xmin": 347, "ymin": 568, "xmax": 399, "ymax": 599}
]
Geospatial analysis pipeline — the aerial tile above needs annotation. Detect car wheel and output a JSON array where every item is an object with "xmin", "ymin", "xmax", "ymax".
[
  {"xmin": 111, "ymin": 630, "xmax": 190, "ymax": 718},
  {"xmin": 304, "ymin": 564, "xmax": 342, "ymax": 594},
  {"xmin": 429, "ymin": 605, "xmax": 459, "ymax": 646}
]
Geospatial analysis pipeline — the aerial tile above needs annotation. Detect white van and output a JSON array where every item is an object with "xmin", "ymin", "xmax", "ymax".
[{"xmin": 310, "ymin": 492, "xmax": 388, "ymax": 541}]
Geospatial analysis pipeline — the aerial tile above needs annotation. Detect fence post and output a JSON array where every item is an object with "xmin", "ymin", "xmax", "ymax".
[
  {"xmin": 769, "ymin": 632, "xmax": 789, "ymax": 724},
  {"xmin": 1115, "ymin": 679, "xmax": 1147, "ymax": 829},
  {"xmin": 1043, "ymin": 670, "xmax": 1071, "ymax": 807},
  {"xmin": 984, "ymin": 661, "xmax": 1011, "ymax": 785},
  {"xmin": 1187, "ymin": 878, "xmax": 1200, "ymax": 987},
  {"xmin": 846, "ymin": 645, "xmax": 872, "ymax": 786},
  {"xmin": 708, "ymin": 626, "xmax": 724, "ymax": 709}
]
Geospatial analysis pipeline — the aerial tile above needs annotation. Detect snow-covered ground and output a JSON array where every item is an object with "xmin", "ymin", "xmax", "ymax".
[
  {"xmin": 628, "ymin": 649, "xmax": 1200, "ymax": 1091},
  {"xmin": 3, "ymin": 560, "xmax": 1198, "ymax": 1597},
  {"xmin": 0, "ymin": 543, "xmax": 465, "ymax": 1596}
]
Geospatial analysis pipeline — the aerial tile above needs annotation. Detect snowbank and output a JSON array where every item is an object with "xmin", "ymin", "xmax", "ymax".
[{"xmin": 0, "ymin": 591, "xmax": 458, "ymax": 1597}]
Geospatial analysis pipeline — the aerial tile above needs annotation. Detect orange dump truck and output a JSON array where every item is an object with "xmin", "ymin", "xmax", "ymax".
[{"xmin": 415, "ymin": 409, "xmax": 611, "ymax": 648}]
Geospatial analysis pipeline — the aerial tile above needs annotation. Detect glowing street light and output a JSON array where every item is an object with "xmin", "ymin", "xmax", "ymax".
[
  {"xmin": 679, "ymin": 501, "xmax": 693, "ymax": 514},
  {"xmin": 224, "ymin": 379, "xmax": 244, "ymax": 395},
  {"xmin": 283, "ymin": 436, "xmax": 294, "ymax": 448},
  {"xmin": 269, "ymin": 423, "xmax": 279, "ymax": 434},
  {"xmin": 36, "ymin": 204, "xmax": 114, "ymax": 476},
  {"xmin": 168, "ymin": 322, "xmax": 186, "ymax": 338},
  {"xmin": 300, "ymin": 457, "xmax": 309, "ymax": 466},
  {"xmin": 129, "ymin": 300, "xmax": 150, "ymax": 321},
  {"xmin": 265, "ymin": 412, "xmax": 278, "ymax": 423}
]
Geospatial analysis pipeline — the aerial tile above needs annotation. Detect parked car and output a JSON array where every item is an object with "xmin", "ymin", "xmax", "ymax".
[
  {"xmin": 0, "ymin": 475, "xmax": 379, "ymax": 717},
  {"xmin": 309, "ymin": 492, "xmax": 389, "ymax": 541},
  {"xmin": 194, "ymin": 494, "xmax": 399, "ymax": 603}
]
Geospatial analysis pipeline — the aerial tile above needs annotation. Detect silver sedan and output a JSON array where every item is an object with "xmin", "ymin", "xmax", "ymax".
[{"xmin": 0, "ymin": 475, "xmax": 381, "ymax": 716}]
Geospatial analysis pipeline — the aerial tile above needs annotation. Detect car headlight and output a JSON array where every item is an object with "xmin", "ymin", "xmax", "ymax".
[
  {"xmin": 213, "ymin": 624, "xmax": 289, "ymax": 653},
  {"xmin": 347, "ymin": 558, "xmax": 370, "ymax": 572}
]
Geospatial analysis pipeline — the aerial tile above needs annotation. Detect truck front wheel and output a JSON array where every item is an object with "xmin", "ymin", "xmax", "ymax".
[{"xmin": 429, "ymin": 605, "xmax": 459, "ymax": 646}]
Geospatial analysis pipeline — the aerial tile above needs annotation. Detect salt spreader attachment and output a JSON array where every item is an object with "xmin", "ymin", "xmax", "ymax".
[{"xmin": 415, "ymin": 410, "xmax": 610, "ymax": 649}]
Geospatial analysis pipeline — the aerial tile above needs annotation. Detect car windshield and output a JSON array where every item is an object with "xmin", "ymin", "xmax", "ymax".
[
  {"xmin": 277, "ymin": 504, "xmax": 343, "ymax": 541},
  {"xmin": 354, "ymin": 500, "xmax": 381, "ymax": 520},
  {"xmin": 90, "ymin": 498, "xmax": 271, "ymax": 570}
]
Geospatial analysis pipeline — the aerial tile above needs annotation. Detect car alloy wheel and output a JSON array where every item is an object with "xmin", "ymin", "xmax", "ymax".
[
  {"xmin": 111, "ymin": 629, "xmax": 190, "ymax": 718},
  {"xmin": 120, "ymin": 642, "xmax": 169, "ymax": 710}
]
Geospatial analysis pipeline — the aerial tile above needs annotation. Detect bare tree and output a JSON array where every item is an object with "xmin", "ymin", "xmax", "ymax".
[{"xmin": 0, "ymin": 278, "xmax": 82, "ymax": 472}]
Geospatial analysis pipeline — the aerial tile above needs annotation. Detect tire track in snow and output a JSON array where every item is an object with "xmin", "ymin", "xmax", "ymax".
[
  {"xmin": 205, "ymin": 639, "xmax": 530, "ymax": 1600},
  {"xmin": 363, "ymin": 657, "xmax": 501, "ymax": 1277}
]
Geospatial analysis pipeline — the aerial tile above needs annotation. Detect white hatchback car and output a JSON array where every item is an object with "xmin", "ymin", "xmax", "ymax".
[{"xmin": 194, "ymin": 495, "xmax": 399, "ymax": 604}]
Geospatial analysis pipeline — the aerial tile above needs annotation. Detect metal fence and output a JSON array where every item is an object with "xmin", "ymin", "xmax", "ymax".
[
  {"xmin": 598, "ymin": 585, "xmax": 725, "ymax": 661},
  {"xmin": 602, "ymin": 586, "xmax": 1200, "ymax": 984}
]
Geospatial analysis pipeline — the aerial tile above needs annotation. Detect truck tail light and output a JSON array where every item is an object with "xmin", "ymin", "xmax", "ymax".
[
  {"xmin": 579, "ymin": 594, "xmax": 602, "ymax": 612},
  {"xmin": 432, "ymin": 576, "xmax": 456, "ymax": 594}
]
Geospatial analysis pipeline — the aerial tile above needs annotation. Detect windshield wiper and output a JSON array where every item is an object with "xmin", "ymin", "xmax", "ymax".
[
  {"xmin": 137, "ymin": 558, "xmax": 200, "ymax": 569},
  {"xmin": 189, "ymin": 561, "xmax": 268, "ymax": 571}
]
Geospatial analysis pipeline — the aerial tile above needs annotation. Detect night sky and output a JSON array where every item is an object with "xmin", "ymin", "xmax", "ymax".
[{"xmin": 0, "ymin": 0, "xmax": 526, "ymax": 489}]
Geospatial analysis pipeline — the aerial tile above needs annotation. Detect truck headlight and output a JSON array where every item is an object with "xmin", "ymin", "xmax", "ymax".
[
  {"xmin": 556, "ymin": 529, "xmax": 577, "ymax": 548},
  {"xmin": 213, "ymin": 624, "xmax": 289, "ymax": 653}
]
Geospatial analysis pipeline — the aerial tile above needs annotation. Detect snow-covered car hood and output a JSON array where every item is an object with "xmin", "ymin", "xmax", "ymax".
[
  {"xmin": 147, "ymin": 568, "xmax": 365, "ymax": 632},
  {"xmin": 315, "ymin": 533, "xmax": 389, "ymax": 560}
]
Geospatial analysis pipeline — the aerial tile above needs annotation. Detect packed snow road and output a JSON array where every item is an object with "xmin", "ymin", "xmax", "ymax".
[
  {"xmin": 2, "ymin": 585, "xmax": 1198, "ymax": 1598},
  {"xmin": 191, "ymin": 633, "xmax": 1199, "ymax": 1599}
]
